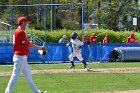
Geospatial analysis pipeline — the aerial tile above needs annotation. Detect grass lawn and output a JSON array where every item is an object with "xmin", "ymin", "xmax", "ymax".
[
  {"xmin": 0, "ymin": 62, "xmax": 140, "ymax": 93},
  {"xmin": 1, "ymin": 73, "xmax": 140, "ymax": 93}
]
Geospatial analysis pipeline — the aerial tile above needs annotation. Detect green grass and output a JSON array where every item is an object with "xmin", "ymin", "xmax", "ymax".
[
  {"xmin": 0, "ymin": 62, "xmax": 140, "ymax": 72},
  {"xmin": 1, "ymin": 62, "xmax": 140, "ymax": 93},
  {"xmin": 1, "ymin": 73, "xmax": 140, "ymax": 93}
]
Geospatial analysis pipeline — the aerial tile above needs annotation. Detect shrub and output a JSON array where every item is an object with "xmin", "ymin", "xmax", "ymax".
[{"xmin": 26, "ymin": 29, "xmax": 140, "ymax": 43}]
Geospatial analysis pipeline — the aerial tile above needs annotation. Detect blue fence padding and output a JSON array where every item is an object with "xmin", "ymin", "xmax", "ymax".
[
  {"xmin": 0, "ymin": 43, "xmax": 13, "ymax": 63},
  {"xmin": 82, "ymin": 43, "xmax": 89, "ymax": 61},
  {"xmin": 1, "ymin": 43, "xmax": 140, "ymax": 63},
  {"xmin": 101, "ymin": 43, "xmax": 140, "ymax": 61},
  {"xmin": 33, "ymin": 43, "xmax": 70, "ymax": 62},
  {"xmin": 86, "ymin": 43, "xmax": 100, "ymax": 62}
]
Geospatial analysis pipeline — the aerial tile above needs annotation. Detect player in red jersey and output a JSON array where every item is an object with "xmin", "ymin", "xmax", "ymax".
[
  {"xmin": 90, "ymin": 32, "xmax": 98, "ymax": 44},
  {"xmin": 126, "ymin": 32, "xmax": 136, "ymax": 44},
  {"xmin": 83, "ymin": 33, "xmax": 89, "ymax": 43},
  {"xmin": 5, "ymin": 16, "xmax": 47, "ymax": 93},
  {"xmin": 103, "ymin": 33, "xmax": 108, "ymax": 43}
]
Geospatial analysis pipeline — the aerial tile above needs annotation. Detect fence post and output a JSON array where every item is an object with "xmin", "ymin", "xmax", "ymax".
[{"xmin": 99, "ymin": 42, "xmax": 102, "ymax": 63}]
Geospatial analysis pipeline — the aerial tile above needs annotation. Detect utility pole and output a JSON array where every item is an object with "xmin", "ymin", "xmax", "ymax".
[
  {"xmin": 82, "ymin": 0, "xmax": 84, "ymax": 40},
  {"xmin": 10, "ymin": 0, "xmax": 13, "ymax": 43},
  {"xmin": 37, "ymin": 0, "xmax": 42, "ymax": 25},
  {"xmin": 37, "ymin": 0, "xmax": 39, "ymax": 25},
  {"xmin": 51, "ymin": 0, "xmax": 56, "ymax": 31},
  {"xmin": 78, "ymin": 0, "xmax": 82, "ymax": 29}
]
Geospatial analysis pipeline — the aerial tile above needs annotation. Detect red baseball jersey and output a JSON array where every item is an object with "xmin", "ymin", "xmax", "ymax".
[
  {"xmin": 13, "ymin": 27, "xmax": 30, "ymax": 56},
  {"xmin": 126, "ymin": 37, "xmax": 136, "ymax": 44},
  {"xmin": 103, "ymin": 37, "xmax": 108, "ymax": 43},
  {"xmin": 90, "ymin": 36, "xmax": 98, "ymax": 43},
  {"xmin": 83, "ymin": 35, "xmax": 88, "ymax": 42}
]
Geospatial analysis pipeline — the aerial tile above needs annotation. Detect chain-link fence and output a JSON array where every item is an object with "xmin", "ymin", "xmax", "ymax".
[
  {"xmin": 0, "ymin": 3, "xmax": 83, "ymax": 29},
  {"xmin": 0, "ymin": 3, "xmax": 84, "ymax": 42}
]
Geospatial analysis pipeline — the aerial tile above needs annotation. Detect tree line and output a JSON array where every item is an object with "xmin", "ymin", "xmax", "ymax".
[{"xmin": 0, "ymin": 0, "xmax": 140, "ymax": 31}]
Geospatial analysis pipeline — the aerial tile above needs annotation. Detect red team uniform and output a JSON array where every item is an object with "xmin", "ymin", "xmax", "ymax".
[
  {"xmin": 83, "ymin": 34, "xmax": 88, "ymax": 43},
  {"xmin": 90, "ymin": 33, "xmax": 98, "ymax": 43},
  {"xmin": 126, "ymin": 32, "xmax": 136, "ymax": 44},
  {"xmin": 13, "ymin": 27, "xmax": 30, "ymax": 55},
  {"xmin": 5, "ymin": 16, "xmax": 45, "ymax": 93},
  {"xmin": 103, "ymin": 34, "xmax": 108, "ymax": 43}
]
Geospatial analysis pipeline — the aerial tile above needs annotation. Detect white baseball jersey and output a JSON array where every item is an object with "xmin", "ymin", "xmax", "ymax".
[
  {"xmin": 69, "ymin": 39, "xmax": 84, "ymax": 61},
  {"xmin": 70, "ymin": 38, "xmax": 83, "ymax": 53}
]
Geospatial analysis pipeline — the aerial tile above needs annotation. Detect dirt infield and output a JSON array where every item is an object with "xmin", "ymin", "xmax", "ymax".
[
  {"xmin": 1, "ymin": 67, "xmax": 140, "ymax": 76},
  {"xmin": 1, "ymin": 67, "xmax": 140, "ymax": 93}
]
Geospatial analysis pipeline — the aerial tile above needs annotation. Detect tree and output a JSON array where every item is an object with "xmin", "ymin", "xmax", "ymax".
[
  {"xmin": 1, "ymin": 0, "xmax": 139, "ymax": 30},
  {"xmin": 91, "ymin": 0, "xmax": 138, "ymax": 31}
]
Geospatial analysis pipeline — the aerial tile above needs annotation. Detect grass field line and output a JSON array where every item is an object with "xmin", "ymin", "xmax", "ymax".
[{"xmin": 1, "ymin": 67, "xmax": 140, "ymax": 76}]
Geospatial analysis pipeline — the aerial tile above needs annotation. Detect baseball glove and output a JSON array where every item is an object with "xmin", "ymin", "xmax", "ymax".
[{"xmin": 38, "ymin": 46, "xmax": 48, "ymax": 56}]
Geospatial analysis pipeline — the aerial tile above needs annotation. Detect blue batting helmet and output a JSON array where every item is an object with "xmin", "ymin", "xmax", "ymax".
[{"xmin": 71, "ymin": 32, "xmax": 78, "ymax": 39}]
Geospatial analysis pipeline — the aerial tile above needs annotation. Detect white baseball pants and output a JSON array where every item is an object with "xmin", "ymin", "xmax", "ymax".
[
  {"xmin": 5, "ymin": 55, "xmax": 41, "ymax": 93},
  {"xmin": 69, "ymin": 52, "xmax": 83, "ymax": 61}
]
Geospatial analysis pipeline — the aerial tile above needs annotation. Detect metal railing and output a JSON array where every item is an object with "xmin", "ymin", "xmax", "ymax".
[
  {"xmin": 0, "ymin": 33, "xmax": 44, "ymax": 44},
  {"xmin": 28, "ymin": 34, "xmax": 44, "ymax": 44}
]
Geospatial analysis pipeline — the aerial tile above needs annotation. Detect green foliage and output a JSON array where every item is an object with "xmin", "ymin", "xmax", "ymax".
[
  {"xmin": 26, "ymin": 29, "xmax": 140, "ymax": 43},
  {"xmin": 0, "ymin": 0, "xmax": 82, "ymax": 30},
  {"xmin": 90, "ymin": 0, "xmax": 138, "ymax": 31},
  {"xmin": 0, "ymin": 0, "xmax": 140, "ymax": 31}
]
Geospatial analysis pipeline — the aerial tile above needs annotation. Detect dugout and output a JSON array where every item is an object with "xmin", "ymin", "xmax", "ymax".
[{"xmin": 109, "ymin": 47, "xmax": 140, "ymax": 62}]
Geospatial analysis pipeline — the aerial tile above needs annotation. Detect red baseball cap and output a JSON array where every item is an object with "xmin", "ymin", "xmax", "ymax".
[{"xmin": 18, "ymin": 16, "xmax": 29, "ymax": 24}]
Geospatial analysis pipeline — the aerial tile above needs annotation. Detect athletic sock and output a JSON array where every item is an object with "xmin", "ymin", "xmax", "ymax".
[
  {"xmin": 70, "ymin": 61, "xmax": 75, "ymax": 66},
  {"xmin": 81, "ymin": 60, "xmax": 87, "ymax": 65}
]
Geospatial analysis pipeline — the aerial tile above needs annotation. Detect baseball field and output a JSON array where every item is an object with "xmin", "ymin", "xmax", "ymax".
[{"xmin": 0, "ymin": 62, "xmax": 140, "ymax": 93}]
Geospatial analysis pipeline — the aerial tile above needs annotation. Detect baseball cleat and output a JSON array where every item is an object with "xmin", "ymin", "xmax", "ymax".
[{"xmin": 84, "ymin": 68, "xmax": 92, "ymax": 72}]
